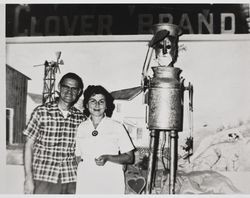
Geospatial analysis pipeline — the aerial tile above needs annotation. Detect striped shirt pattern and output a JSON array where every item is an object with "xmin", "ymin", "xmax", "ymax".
[{"xmin": 23, "ymin": 102, "xmax": 86, "ymax": 183}]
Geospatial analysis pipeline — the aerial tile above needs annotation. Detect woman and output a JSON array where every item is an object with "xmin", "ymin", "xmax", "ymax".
[{"xmin": 75, "ymin": 85, "xmax": 135, "ymax": 194}]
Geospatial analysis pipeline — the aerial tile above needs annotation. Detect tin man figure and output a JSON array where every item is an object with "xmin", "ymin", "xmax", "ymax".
[{"xmin": 142, "ymin": 23, "xmax": 193, "ymax": 194}]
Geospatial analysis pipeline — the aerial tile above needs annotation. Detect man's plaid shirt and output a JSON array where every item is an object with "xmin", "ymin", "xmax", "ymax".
[{"xmin": 23, "ymin": 101, "xmax": 86, "ymax": 184}]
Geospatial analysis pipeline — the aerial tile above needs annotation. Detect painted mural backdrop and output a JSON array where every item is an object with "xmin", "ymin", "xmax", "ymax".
[{"xmin": 5, "ymin": 3, "xmax": 250, "ymax": 194}]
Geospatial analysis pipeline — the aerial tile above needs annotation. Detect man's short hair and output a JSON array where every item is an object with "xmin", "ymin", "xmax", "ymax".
[{"xmin": 59, "ymin": 72, "xmax": 84, "ymax": 90}]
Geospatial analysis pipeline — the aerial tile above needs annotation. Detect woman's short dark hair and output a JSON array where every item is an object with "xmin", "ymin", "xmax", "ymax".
[{"xmin": 83, "ymin": 85, "xmax": 115, "ymax": 117}]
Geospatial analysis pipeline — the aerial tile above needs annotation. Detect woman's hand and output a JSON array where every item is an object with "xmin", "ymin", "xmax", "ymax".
[
  {"xmin": 95, "ymin": 155, "xmax": 109, "ymax": 166},
  {"xmin": 94, "ymin": 151, "xmax": 134, "ymax": 166}
]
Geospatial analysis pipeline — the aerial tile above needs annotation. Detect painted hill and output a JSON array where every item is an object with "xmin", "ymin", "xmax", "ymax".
[{"xmin": 180, "ymin": 122, "xmax": 250, "ymax": 172}]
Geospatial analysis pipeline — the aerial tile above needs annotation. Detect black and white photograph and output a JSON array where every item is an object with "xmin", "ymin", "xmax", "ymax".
[{"xmin": 1, "ymin": 2, "xmax": 250, "ymax": 196}]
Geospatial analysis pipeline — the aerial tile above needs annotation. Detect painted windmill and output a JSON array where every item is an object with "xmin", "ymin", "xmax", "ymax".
[{"xmin": 33, "ymin": 51, "xmax": 64, "ymax": 104}]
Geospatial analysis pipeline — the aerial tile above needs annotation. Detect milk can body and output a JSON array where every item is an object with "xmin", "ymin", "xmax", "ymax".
[{"xmin": 148, "ymin": 66, "xmax": 183, "ymax": 131}]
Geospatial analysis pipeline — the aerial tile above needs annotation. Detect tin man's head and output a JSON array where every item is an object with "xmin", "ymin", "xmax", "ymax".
[{"xmin": 152, "ymin": 23, "xmax": 182, "ymax": 67}]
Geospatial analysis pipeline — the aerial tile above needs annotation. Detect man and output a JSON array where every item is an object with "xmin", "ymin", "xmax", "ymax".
[{"xmin": 23, "ymin": 72, "xmax": 86, "ymax": 194}]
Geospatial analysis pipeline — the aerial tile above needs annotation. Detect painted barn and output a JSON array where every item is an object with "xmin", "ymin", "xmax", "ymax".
[{"xmin": 6, "ymin": 64, "xmax": 30, "ymax": 145}]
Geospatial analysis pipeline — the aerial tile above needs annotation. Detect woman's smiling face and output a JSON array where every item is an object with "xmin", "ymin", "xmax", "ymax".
[{"xmin": 87, "ymin": 93, "xmax": 106, "ymax": 117}]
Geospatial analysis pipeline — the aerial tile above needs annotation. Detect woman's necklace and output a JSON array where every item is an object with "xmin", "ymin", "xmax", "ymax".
[
  {"xmin": 92, "ymin": 121, "xmax": 100, "ymax": 137},
  {"xmin": 91, "ymin": 115, "xmax": 104, "ymax": 137},
  {"xmin": 92, "ymin": 130, "xmax": 98, "ymax": 136}
]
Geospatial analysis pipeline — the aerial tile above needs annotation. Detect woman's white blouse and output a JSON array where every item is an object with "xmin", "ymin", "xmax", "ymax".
[
  {"xmin": 76, "ymin": 116, "xmax": 134, "ymax": 158},
  {"xmin": 75, "ymin": 116, "xmax": 135, "ymax": 194}
]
